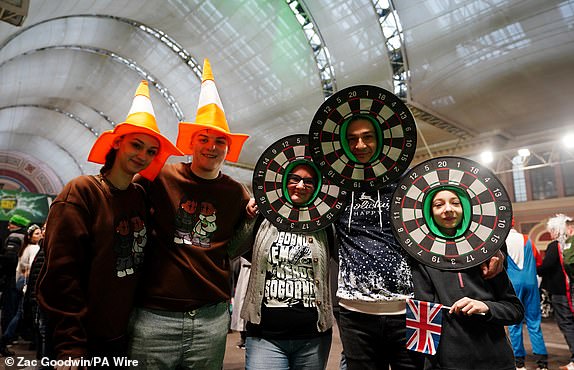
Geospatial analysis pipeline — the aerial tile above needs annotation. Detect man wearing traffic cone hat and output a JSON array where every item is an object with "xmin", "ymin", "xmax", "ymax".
[
  {"xmin": 88, "ymin": 80, "xmax": 183, "ymax": 180},
  {"xmin": 129, "ymin": 59, "xmax": 257, "ymax": 369},
  {"xmin": 176, "ymin": 58, "xmax": 249, "ymax": 163},
  {"xmin": 37, "ymin": 80, "xmax": 183, "ymax": 362}
]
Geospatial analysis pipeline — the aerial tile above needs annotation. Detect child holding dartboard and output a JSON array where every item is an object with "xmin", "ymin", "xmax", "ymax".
[{"xmin": 407, "ymin": 183, "xmax": 524, "ymax": 369}]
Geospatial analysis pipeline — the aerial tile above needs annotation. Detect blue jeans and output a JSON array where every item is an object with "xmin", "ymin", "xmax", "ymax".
[
  {"xmin": 245, "ymin": 333, "xmax": 332, "ymax": 370},
  {"xmin": 128, "ymin": 302, "xmax": 230, "ymax": 369},
  {"xmin": 2, "ymin": 276, "xmax": 25, "ymax": 343},
  {"xmin": 551, "ymin": 294, "xmax": 574, "ymax": 361},
  {"xmin": 338, "ymin": 308, "xmax": 423, "ymax": 370},
  {"xmin": 0, "ymin": 286, "xmax": 19, "ymax": 333}
]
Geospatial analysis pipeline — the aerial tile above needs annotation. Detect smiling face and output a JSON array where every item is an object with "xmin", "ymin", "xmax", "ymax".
[
  {"xmin": 286, "ymin": 164, "xmax": 317, "ymax": 205},
  {"xmin": 190, "ymin": 129, "xmax": 229, "ymax": 179},
  {"xmin": 113, "ymin": 133, "xmax": 160, "ymax": 177},
  {"xmin": 346, "ymin": 118, "xmax": 377, "ymax": 163},
  {"xmin": 431, "ymin": 189, "xmax": 464, "ymax": 236}
]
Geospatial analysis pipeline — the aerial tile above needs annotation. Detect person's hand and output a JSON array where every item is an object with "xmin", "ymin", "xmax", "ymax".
[
  {"xmin": 246, "ymin": 198, "xmax": 258, "ymax": 219},
  {"xmin": 449, "ymin": 297, "xmax": 489, "ymax": 315},
  {"xmin": 481, "ymin": 249, "xmax": 504, "ymax": 279}
]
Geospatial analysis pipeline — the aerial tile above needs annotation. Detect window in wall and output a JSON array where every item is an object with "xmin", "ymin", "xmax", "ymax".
[
  {"xmin": 512, "ymin": 155, "xmax": 527, "ymax": 202},
  {"xmin": 530, "ymin": 156, "xmax": 558, "ymax": 200},
  {"xmin": 561, "ymin": 159, "xmax": 574, "ymax": 196}
]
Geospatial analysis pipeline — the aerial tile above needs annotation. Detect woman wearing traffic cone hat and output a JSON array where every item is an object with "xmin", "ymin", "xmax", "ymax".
[
  {"xmin": 89, "ymin": 80, "xmax": 183, "ymax": 180},
  {"xmin": 37, "ymin": 80, "xmax": 182, "ymax": 362},
  {"xmin": 127, "ymin": 60, "xmax": 257, "ymax": 369}
]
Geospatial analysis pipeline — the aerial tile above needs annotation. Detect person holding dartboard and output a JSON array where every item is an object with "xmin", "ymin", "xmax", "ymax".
[
  {"xmin": 238, "ymin": 134, "xmax": 348, "ymax": 369},
  {"xmin": 392, "ymin": 174, "xmax": 524, "ymax": 369},
  {"xmin": 308, "ymin": 85, "xmax": 506, "ymax": 370}
]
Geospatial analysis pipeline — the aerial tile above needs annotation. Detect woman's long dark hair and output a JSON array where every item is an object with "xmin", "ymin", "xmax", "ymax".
[
  {"xmin": 20, "ymin": 224, "xmax": 41, "ymax": 257},
  {"xmin": 100, "ymin": 148, "xmax": 118, "ymax": 175}
]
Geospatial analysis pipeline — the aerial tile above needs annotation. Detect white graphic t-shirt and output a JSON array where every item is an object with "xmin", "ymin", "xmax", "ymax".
[{"xmin": 264, "ymin": 231, "xmax": 316, "ymax": 308}]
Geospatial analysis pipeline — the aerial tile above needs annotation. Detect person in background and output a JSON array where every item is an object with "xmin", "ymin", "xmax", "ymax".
[
  {"xmin": 561, "ymin": 219, "xmax": 574, "ymax": 298},
  {"xmin": 329, "ymin": 257, "xmax": 347, "ymax": 370},
  {"xmin": 0, "ymin": 213, "xmax": 30, "ymax": 349},
  {"xmin": 412, "ymin": 187, "xmax": 524, "ymax": 370},
  {"xmin": 333, "ymin": 116, "xmax": 504, "ymax": 370},
  {"xmin": 0, "ymin": 223, "xmax": 42, "ymax": 356},
  {"xmin": 241, "ymin": 162, "xmax": 334, "ymax": 370},
  {"xmin": 23, "ymin": 223, "xmax": 52, "ymax": 366},
  {"xmin": 538, "ymin": 214, "xmax": 574, "ymax": 370},
  {"xmin": 230, "ymin": 256, "xmax": 251, "ymax": 349},
  {"xmin": 127, "ymin": 59, "xmax": 256, "ymax": 370},
  {"xmin": 506, "ymin": 221, "xmax": 548, "ymax": 370},
  {"xmin": 37, "ymin": 80, "xmax": 182, "ymax": 362}
]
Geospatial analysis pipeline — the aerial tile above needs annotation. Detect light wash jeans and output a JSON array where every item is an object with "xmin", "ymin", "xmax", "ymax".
[
  {"xmin": 245, "ymin": 333, "xmax": 332, "ymax": 370},
  {"xmin": 128, "ymin": 302, "xmax": 230, "ymax": 369}
]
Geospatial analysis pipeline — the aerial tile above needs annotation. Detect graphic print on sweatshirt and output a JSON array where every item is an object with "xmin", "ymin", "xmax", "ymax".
[
  {"xmin": 114, "ymin": 214, "xmax": 147, "ymax": 277},
  {"xmin": 264, "ymin": 231, "xmax": 317, "ymax": 308},
  {"xmin": 173, "ymin": 195, "xmax": 217, "ymax": 248},
  {"xmin": 336, "ymin": 188, "xmax": 415, "ymax": 301}
]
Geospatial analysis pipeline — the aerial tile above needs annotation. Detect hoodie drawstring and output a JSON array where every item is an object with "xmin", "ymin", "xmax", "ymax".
[
  {"xmin": 377, "ymin": 190, "xmax": 383, "ymax": 228},
  {"xmin": 347, "ymin": 191, "xmax": 355, "ymax": 233}
]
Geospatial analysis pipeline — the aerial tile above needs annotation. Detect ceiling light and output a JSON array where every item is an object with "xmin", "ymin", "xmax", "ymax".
[
  {"xmin": 563, "ymin": 134, "xmax": 574, "ymax": 149},
  {"xmin": 480, "ymin": 151, "xmax": 493, "ymax": 164},
  {"xmin": 518, "ymin": 148, "xmax": 530, "ymax": 157}
]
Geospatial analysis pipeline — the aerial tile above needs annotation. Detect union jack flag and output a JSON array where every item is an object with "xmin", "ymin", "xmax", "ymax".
[{"xmin": 405, "ymin": 298, "xmax": 443, "ymax": 355}]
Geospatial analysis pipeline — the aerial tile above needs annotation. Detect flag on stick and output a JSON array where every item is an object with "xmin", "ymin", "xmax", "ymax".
[{"xmin": 405, "ymin": 298, "xmax": 443, "ymax": 355}]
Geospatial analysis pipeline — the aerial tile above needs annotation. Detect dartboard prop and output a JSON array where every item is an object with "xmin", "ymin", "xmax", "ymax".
[
  {"xmin": 390, "ymin": 156, "xmax": 513, "ymax": 270},
  {"xmin": 253, "ymin": 134, "xmax": 349, "ymax": 232},
  {"xmin": 309, "ymin": 85, "xmax": 417, "ymax": 192}
]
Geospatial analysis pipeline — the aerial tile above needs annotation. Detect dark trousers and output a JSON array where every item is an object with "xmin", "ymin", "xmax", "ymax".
[
  {"xmin": 0, "ymin": 286, "xmax": 19, "ymax": 332},
  {"xmin": 338, "ymin": 307, "xmax": 424, "ymax": 370},
  {"xmin": 551, "ymin": 294, "xmax": 574, "ymax": 361}
]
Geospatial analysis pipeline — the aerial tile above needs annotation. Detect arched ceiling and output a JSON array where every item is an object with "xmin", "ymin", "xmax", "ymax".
[{"xmin": 1, "ymin": 0, "xmax": 573, "ymax": 194}]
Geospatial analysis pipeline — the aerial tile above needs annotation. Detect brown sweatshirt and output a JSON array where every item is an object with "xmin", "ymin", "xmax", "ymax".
[
  {"xmin": 136, "ymin": 162, "xmax": 250, "ymax": 311},
  {"xmin": 37, "ymin": 175, "xmax": 150, "ymax": 360}
]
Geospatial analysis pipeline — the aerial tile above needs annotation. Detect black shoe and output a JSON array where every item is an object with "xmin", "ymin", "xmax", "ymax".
[
  {"xmin": 0, "ymin": 345, "xmax": 15, "ymax": 357},
  {"xmin": 515, "ymin": 356, "xmax": 525, "ymax": 368}
]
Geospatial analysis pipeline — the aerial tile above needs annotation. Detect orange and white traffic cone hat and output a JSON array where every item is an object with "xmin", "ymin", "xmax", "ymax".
[
  {"xmin": 88, "ymin": 80, "xmax": 183, "ymax": 180},
  {"xmin": 176, "ymin": 58, "xmax": 249, "ymax": 162}
]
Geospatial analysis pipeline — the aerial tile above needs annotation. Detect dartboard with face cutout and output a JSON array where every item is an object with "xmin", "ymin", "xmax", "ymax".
[
  {"xmin": 252, "ymin": 134, "xmax": 349, "ymax": 232},
  {"xmin": 390, "ymin": 156, "xmax": 513, "ymax": 270},
  {"xmin": 309, "ymin": 85, "xmax": 417, "ymax": 192}
]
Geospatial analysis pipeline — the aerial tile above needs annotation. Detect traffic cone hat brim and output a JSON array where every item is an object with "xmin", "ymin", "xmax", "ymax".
[
  {"xmin": 176, "ymin": 58, "xmax": 249, "ymax": 162},
  {"xmin": 88, "ymin": 80, "xmax": 183, "ymax": 180}
]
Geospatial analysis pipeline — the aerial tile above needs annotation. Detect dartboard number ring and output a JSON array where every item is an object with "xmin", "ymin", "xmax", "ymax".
[
  {"xmin": 390, "ymin": 156, "xmax": 513, "ymax": 270},
  {"xmin": 309, "ymin": 85, "xmax": 417, "ymax": 192},
  {"xmin": 252, "ymin": 134, "xmax": 348, "ymax": 232}
]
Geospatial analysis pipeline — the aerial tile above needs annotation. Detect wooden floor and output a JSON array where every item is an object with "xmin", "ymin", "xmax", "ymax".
[
  {"xmin": 2, "ymin": 318, "xmax": 573, "ymax": 369},
  {"xmin": 222, "ymin": 318, "xmax": 572, "ymax": 370}
]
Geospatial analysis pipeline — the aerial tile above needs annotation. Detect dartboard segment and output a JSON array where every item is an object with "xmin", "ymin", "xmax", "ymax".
[
  {"xmin": 253, "ymin": 134, "xmax": 348, "ymax": 232},
  {"xmin": 309, "ymin": 85, "xmax": 417, "ymax": 191},
  {"xmin": 390, "ymin": 156, "xmax": 512, "ymax": 270}
]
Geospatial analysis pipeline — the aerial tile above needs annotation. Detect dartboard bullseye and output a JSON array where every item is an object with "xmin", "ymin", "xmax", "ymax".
[
  {"xmin": 390, "ymin": 156, "xmax": 513, "ymax": 270},
  {"xmin": 309, "ymin": 85, "xmax": 417, "ymax": 192},
  {"xmin": 252, "ymin": 134, "xmax": 348, "ymax": 232}
]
